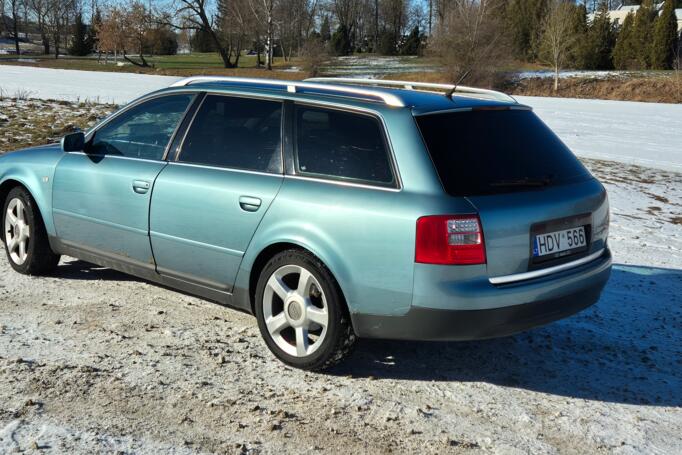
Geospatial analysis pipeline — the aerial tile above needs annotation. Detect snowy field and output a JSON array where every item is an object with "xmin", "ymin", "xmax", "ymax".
[
  {"xmin": 0, "ymin": 66, "xmax": 680, "ymax": 453},
  {"xmin": 1, "ymin": 64, "xmax": 681, "ymax": 172}
]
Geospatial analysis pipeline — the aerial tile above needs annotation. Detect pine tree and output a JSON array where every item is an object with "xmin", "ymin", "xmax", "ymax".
[
  {"xmin": 613, "ymin": 11, "xmax": 637, "ymax": 69},
  {"xmin": 651, "ymin": 0, "xmax": 679, "ymax": 69},
  {"xmin": 632, "ymin": 0, "xmax": 658, "ymax": 69},
  {"xmin": 569, "ymin": 3, "xmax": 589, "ymax": 68},
  {"xmin": 400, "ymin": 26, "xmax": 423, "ymax": 55},
  {"xmin": 89, "ymin": 9, "xmax": 102, "ymax": 55},
  {"xmin": 320, "ymin": 16, "xmax": 331, "ymax": 43},
  {"xmin": 69, "ymin": 13, "xmax": 92, "ymax": 56},
  {"xmin": 506, "ymin": 0, "xmax": 549, "ymax": 61},
  {"xmin": 331, "ymin": 25, "xmax": 352, "ymax": 56},
  {"xmin": 583, "ymin": 2, "xmax": 616, "ymax": 69}
]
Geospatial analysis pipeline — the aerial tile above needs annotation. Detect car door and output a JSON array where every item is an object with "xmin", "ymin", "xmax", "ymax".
[
  {"xmin": 52, "ymin": 93, "xmax": 195, "ymax": 272},
  {"xmin": 149, "ymin": 94, "xmax": 284, "ymax": 292}
]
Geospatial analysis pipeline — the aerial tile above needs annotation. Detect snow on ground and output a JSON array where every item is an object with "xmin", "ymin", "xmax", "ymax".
[
  {"xmin": 513, "ymin": 69, "xmax": 674, "ymax": 80},
  {"xmin": 0, "ymin": 67, "xmax": 680, "ymax": 454},
  {"xmin": 321, "ymin": 55, "xmax": 439, "ymax": 77},
  {"xmin": 2, "ymin": 65, "xmax": 681, "ymax": 172},
  {"xmin": 0, "ymin": 65, "xmax": 178, "ymax": 105},
  {"xmin": 0, "ymin": 156, "xmax": 680, "ymax": 454},
  {"xmin": 516, "ymin": 96, "xmax": 682, "ymax": 172}
]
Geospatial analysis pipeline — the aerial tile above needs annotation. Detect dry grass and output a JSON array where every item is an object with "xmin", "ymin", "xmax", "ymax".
[
  {"xmin": 0, "ymin": 99, "xmax": 115, "ymax": 154},
  {"xmin": 508, "ymin": 76, "xmax": 682, "ymax": 103},
  {"xmin": 385, "ymin": 71, "xmax": 682, "ymax": 104}
]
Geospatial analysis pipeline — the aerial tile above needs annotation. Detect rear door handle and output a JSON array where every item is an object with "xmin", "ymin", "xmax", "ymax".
[
  {"xmin": 239, "ymin": 196, "xmax": 262, "ymax": 212},
  {"xmin": 132, "ymin": 180, "xmax": 151, "ymax": 194}
]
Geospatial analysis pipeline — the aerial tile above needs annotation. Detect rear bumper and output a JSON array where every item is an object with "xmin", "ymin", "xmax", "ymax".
[{"xmin": 352, "ymin": 248, "xmax": 611, "ymax": 341}]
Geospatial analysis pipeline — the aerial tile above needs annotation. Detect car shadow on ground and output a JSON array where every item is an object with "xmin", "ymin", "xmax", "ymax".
[
  {"xmin": 50, "ymin": 259, "xmax": 140, "ymax": 282},
  {"xmin": 332, "ymin": 264, "xmax": 682, "ymax": 407}
]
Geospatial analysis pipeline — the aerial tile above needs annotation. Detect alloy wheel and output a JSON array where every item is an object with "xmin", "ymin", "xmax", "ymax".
[
  {"xmin": 4, "ymin": 198, "xmax": 30, "ymax": 265},
  {"xmin": 262, "ymin": 264, "xmax": 330, "ymax": 357}
]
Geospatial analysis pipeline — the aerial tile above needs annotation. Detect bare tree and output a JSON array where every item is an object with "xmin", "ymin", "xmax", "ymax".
[
  {"xmin": 430, "ymin": 0, "xmax": 509, "ymax": 87},
  {"xmin": 217, "ymin": 0, "xmax": 253, "ymax": 67},
  {"xmin": 97, "ymin": 5, "xmax": 126, "ymax": 62},
  {"xmin": 171, "ymin": 0, "xmax": 239, "ymax": 68},
  {"xmin": 45, "ymin": 0, "xmax": 76, "ymax": 58},
  {"xmin": 28, "ymin": 0, "xmax": 51, "ymax": 54},
  {"xmin": 122, "ymin": 0, "xmax": 152, "ymax": 66},
  {"xmin": 539, "ymin": 0, "xmax": 578, "ymax": 91},
  {"xmin": 249, "ymin": 0, "xmax": 277, "ymax": 69},
  {"xmin": 7, "ymin": 0, "xmax": 22, "ymax": 55}
]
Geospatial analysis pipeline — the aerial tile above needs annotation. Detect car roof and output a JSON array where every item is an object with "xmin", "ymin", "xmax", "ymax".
[{"xmin": 155, "ymin": 77, "xmax": 525, "ymax": 115}]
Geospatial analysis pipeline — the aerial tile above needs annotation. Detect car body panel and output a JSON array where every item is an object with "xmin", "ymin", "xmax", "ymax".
[
  {"xmin": 467, "ymin": 178, "xmax": 610, "ymax": 277},
  {"xmin": 0, "ymin": 80, "xmax": 612, "ymax": 343},
  {"xmin": 0, "ymin": 145, "xmax": 63, "ymax": 237},
  {"xmin": 150, "ymin": 162, "xmax": 284, "ymax": 292},
  {"xmin": 52, "ymin": 152, "xmax": 166, "ymax": 267}
]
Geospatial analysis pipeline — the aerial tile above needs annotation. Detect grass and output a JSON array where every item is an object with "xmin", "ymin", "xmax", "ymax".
[
  {"xmin": 0, "ymin": 99, "xmax": 115, "ymax": 154},
  {"xmin": 0, "ymin": 52, "xmax": 308, "ymax": 79}
]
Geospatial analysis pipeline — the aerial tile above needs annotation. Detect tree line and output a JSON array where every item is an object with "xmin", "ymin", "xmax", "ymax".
[{"xmin": 1, "ymin": 0, "xmax": 680, "ymax": 84}]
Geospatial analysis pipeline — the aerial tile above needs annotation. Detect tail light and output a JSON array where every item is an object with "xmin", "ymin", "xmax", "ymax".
[{"xmin": 415, "ymin": 215, "xmax": 486, "ymax": 265}]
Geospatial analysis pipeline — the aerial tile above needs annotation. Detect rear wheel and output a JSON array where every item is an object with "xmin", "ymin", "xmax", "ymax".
[
  {"xmin": 254, "ymin": 249, "xmax": 355, "ymax": 370},
  {"xmin": 2, "ymin": 187, "xmax": 60, "ymax": 275}
]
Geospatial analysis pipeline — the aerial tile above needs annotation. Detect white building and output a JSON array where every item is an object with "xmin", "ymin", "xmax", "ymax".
[{"xmin": 588, "ymin": 3, "xmax": 682, "ymax": 33}]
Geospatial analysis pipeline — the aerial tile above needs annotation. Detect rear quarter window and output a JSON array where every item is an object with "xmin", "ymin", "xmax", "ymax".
[
  {"xmin": 294, "ymin": 106, "xmax": 395, "ymax": 186},
  {"xmin": 416, "ymin": 109, "xmax": 592, "ymax": 196}
]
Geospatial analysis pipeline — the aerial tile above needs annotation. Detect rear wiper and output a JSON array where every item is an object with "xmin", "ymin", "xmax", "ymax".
[{"xmin": 489, "ymin": 177, "xmax": 553, "ymax": 188}]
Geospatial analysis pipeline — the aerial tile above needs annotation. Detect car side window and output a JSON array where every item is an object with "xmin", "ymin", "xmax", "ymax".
[
  {"xmin": 89, "ymin": 94, "xmax": 193, "ymax": 160},
  {"xmin": 179, "ymin": 95, "xmax": 283, "ymax": 173},
  {"xmin": 294, "ymin": 106, "xmax": 394, "ymax": 186}
]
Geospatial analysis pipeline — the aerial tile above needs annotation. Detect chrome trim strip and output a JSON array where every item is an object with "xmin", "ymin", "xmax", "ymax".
[
  {"xmin": 489, "ymin": 248, "xmax": 607, "ymax": 285},
  {"xmin": 170, "ymin": 77, "xmax": 405, "ymax": 107},
  {"xmin": 284, "ymin": 174, "xmax": 401, "ymax": 192}
]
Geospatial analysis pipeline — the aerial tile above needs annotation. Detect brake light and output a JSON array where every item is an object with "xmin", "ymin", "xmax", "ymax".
[{"xmin": 415, "ymin": 215, "xmax": 486, "ymax": 265}]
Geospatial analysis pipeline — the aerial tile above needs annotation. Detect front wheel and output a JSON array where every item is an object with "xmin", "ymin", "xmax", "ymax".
[
  {"xmin": 254, "ymin": 250, "xmax": 356, "ymax": 370},
  {"xmin": 2, "ymin": 186, "xmax": 60, "ymax": 275}
]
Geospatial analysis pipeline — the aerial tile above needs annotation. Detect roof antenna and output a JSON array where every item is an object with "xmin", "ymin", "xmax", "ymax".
[{"xmin": 446, "ymin": 70, "xmax": 471, "ymax": 100}]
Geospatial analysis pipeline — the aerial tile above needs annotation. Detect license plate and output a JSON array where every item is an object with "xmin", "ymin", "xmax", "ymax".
[{"xmin": 533, "ymin": 226, "xmax": 586, "ymax": 257}]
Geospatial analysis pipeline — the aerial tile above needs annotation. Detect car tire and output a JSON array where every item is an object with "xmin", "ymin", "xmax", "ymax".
[
  {"xmin": 254, "ymin": 249, "xmax": 356, "ymax": 371},
  {"xmin": 2, "ymin": 186, "xmax": 60, "ymax": 275}
]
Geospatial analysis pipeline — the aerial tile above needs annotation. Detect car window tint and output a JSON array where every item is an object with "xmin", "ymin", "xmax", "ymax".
[
  {"xmin": 179, "ymin": 95, "xmax": 283, "ymax": 173},
  {"xmin": 416, "ymin": 109, "xmax": 592, "ymax": 196},
  {"xmin": 89, "ymin": 95, "xmax": 193, "ymax": 160},
  {"xmin": 294, "ymin": 106, "xmax": 394, "ymax": 185}
]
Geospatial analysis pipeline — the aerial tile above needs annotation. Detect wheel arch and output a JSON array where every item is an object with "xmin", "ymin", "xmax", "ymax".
[
  {"xmin": 0, "ymin": 175, "xmax": 54, "ymax": 235},
  {"xmin": 243, "ymin": 239, "xmax": 353, "ymax": 319}
]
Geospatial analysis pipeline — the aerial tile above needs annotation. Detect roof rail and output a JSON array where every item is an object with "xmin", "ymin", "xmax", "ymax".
[
  {"xmin": 305, "ymin": 77, "xmax": 517, "ymax": 103},
  {"xmin": 170, "ymin": 76, "xmax": 405, "ymax": 107}
]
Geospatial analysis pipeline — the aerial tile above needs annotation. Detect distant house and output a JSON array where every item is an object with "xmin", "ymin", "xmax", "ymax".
[{"xmin": 588, "ymin": 3, "xmax": 682, "ymax": 33}]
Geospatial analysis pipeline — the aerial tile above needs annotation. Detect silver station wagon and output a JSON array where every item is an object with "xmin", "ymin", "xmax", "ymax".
[{"xmin": 0, "ymin": 77, "xmax": 611, "ymax": 370}]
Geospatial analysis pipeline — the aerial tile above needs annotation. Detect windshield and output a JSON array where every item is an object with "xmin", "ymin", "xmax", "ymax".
[{"xmin": 416, "ymin": 109, "xmax": 592, "ymax": 196}]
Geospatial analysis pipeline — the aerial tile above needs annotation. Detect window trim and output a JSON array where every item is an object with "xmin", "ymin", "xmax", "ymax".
[
  {"xmin": 174, "ymin": 92, "xmax": 286, "ymax": 175},
  {"xmin": 83, "ymin": 91, "xmax": 198, "ymax": 162},
  {"xmin": 291, "ymin": 102, "xmax": 400, "ymax": 190}
]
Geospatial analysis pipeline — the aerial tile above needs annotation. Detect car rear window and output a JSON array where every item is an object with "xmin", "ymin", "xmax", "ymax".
[{"xmin": 415, "ymin": 109, "xmax": 592, "ymax": 196}]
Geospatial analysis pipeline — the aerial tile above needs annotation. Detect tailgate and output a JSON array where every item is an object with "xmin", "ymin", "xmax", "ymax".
[{"xmin": 467, "ymin": 178, "xmax": 609, "ymax": 278}]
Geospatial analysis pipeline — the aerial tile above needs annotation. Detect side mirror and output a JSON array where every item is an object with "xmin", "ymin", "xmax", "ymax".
[{"xmin": 61, "ymin": 132, "xmax": 85, "ymax": 152}]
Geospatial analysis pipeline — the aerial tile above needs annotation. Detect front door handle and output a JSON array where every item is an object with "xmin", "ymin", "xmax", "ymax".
[
  {"xmin": 239, "ymin": 196, "xmax": 262, "ymax": 212},
  {"xmin": 132, "ymin": 180, "xmax": 151, "ymax": 194}
]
